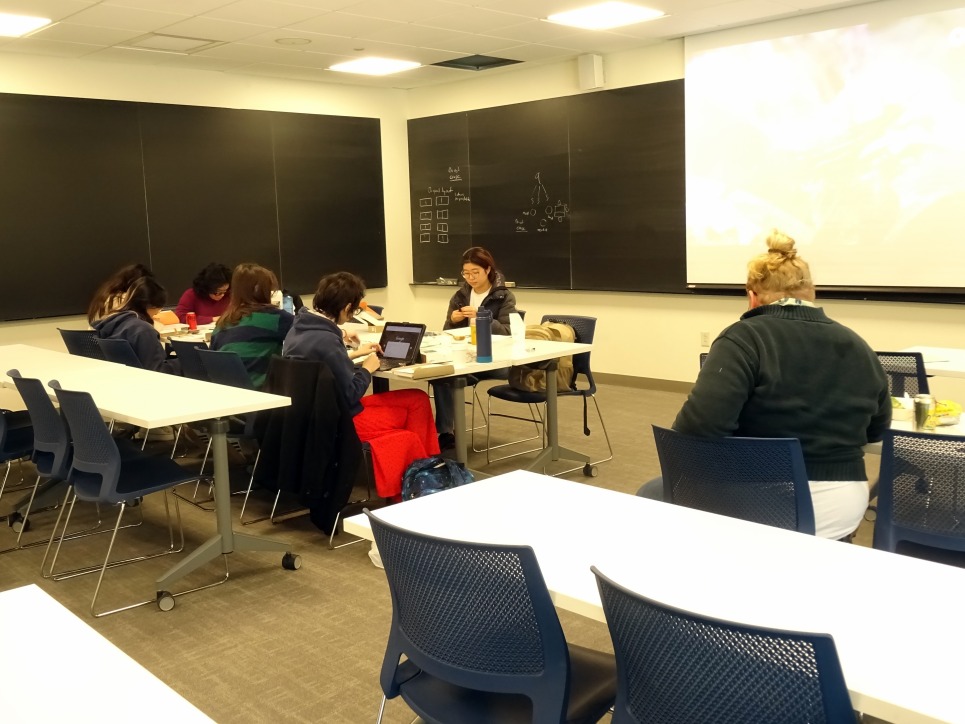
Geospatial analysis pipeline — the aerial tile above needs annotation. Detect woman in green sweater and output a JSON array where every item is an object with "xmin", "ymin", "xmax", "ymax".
[{"xmin": 648, "ymin": 230, "xmax": 891, "ymax": 540}]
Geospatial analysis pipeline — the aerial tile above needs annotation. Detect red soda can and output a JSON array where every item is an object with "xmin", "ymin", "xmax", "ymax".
[{"xmin": 186, "ymin": 312, "xmax": 197, "ymax": 331}]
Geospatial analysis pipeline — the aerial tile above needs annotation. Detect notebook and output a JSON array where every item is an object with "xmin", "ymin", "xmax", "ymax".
[{"xmin": 376, "ymin": 322, "xmax": 426, "ymax": 371}]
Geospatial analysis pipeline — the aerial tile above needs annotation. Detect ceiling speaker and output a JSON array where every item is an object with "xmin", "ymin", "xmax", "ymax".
[{"xmin": 578, "ymin": 54, "xmax": 604, "ymax": 91}]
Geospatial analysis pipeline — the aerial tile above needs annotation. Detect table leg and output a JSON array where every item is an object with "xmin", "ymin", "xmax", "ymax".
[
  {"xmin": 450, "ymin": 377, "xmax": 469, "ymax": 466},
  {"xmin": 156, "ymin": 419, "xmax": 292, "ymax": 592},
  {"xmin": 528, "ymin": 359, "xmax": 590, "ymax": 471}
]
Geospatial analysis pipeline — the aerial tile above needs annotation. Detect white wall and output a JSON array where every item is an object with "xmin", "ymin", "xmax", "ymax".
[{"xmin": 2, "ymin": 45, "xmax": 964, "ymax": 401}]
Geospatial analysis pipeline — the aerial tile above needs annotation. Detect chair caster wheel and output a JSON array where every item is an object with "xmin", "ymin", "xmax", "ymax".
[
  {"xmin": 157, "ymin": 591, "xmax": 175, "ymax": 612},
  {"xmin": 8, "ymin": 512, "xmax": 28, "ymax": 533},
  {"xmin": 282, "ymin": 552, "xmax": 301, "ymax": 570},
  {"xmin": 583, "ymin": 464, "xmax": 598, "ymax": 478}
]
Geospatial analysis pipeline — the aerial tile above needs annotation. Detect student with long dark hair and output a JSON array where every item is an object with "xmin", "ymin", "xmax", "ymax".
[
  {"xmin": 87, "ymin": 263, "xmax": 155, "ymax": 325},
  {"xmin": 92, "ymin": 275, "xmax": 180, "ymax": 374},
  {"xmin": 211, "ymin": 263, "xmax": 293, "ymax": 389},
  {"xmin": 434, "ymin": 246, "xmax": 518, "ymax": 449},
  {"xmin": 174, "ymin": 262, "xmax": 232, "ymax": 324}
]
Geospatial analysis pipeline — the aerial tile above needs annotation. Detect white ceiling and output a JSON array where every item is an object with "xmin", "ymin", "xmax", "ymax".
[{"xmin": 0, "ymin": 0, "xmax": 875, "ymax": 89}]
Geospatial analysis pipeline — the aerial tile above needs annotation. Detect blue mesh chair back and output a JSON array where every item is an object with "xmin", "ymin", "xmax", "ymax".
[
  {"xmin": 542, "ymin": 314, "xmax": 596, "ymax": 393},
  {"xmin": 8, "ymin": 370, "xmax": 70, "ymax": 480},
  {"xmin": 873, "ymin": 429, "xmax": 965, "ymax": 558},
  {"xmin": 169, "ymin": 339, "xmax": 209, "ymax": 381},
  {"xmin": 58, "ymin": 328, "xmax": 105, "ymax": 360},
  {"xmin": 592, "ymin": 567, "xmax": 855, "ymax": 724},
  {"xmin": 196, "ymin": 348, "xmax": 255, "ymax": 390},
  {"xmin": 95, "ymin": 338, "xmax": 144, "ymax": 368},
  {"xmin": 652, "ymin": 425, "xmax": 815, "ymax": 534},
  {"xmin": 367, "ymin": 511, "xmax": 616, "ymax": 724},
  {"xmin": 875, "ymin": 351, "xmax": 929, "ymax": 397}
]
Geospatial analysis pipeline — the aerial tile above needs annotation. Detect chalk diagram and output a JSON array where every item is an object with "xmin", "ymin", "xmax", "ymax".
[
  {"xmin": 515, "ymin": 172, "xmax": 568, "ymax": 233},
  {"xmin": 416, "ymin": 165, "xmax": 469, "ymax": 244}
]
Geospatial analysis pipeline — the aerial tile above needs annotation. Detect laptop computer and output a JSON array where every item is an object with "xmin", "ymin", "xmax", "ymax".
[{"xmin": 376, "ymin": 322, "xmax": 426, "ymax": 371}]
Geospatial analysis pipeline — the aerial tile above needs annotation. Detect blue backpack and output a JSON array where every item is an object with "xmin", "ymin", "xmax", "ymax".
[{"xmin": 401, "ymin": 455, "xmax": 474, "ymax": 501}]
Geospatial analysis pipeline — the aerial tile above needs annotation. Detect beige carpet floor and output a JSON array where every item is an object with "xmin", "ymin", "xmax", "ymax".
[{"xmin": 0, "ymin": 380, "xmax": 886, "ymax": 723}]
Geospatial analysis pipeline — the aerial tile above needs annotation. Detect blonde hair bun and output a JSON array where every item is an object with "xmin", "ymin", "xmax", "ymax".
[{"xmin": 765, "ymin": 229, "xmax": 797, "ymax": 259}]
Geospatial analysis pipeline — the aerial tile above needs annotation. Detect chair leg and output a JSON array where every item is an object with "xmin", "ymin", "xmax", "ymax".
[
  {"xmin": 41, "ymin": 486, "xmax": 77, "ymax": 579},
  {"xmin": 485, "ymin": 396, "xmax": 545, "ymax": 464},
  {"xmin": 376, "ymin": 695, "xmax": 387, "ymax": 724}
]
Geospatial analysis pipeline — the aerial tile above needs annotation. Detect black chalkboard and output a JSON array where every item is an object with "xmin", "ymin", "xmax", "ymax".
[
  {"xmin": 0, "ymin": 93, "xmax": 387, "ymax": 322},
  {"xmin": 0, "ymin": 94, "xmax": 149, "ymax": 319},
  {"xmin": 408, "ymin": 81, "xmax": 686, "ymax": 292},
  {"xmin": 408, "ymin": 112, "xmax": 471, "ymax": 281},
  {"xmin": 273, "ymin": 112, "xmax": 386, "ymax": 291}
]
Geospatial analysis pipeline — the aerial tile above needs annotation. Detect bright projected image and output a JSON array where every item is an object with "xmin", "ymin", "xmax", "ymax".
[{"xmin": 685, "ymin": 3, "xmax": 965, "ymax": 288}]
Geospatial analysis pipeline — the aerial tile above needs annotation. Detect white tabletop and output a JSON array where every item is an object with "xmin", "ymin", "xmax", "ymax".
[
  {"xmin": 0, "ymin": 584, "xmax": 211, "ymax": 722},
  {"xmin": 382, "ymin": 338, "xmax": 592, "ymax": 380},
  {"xmin": 0, "ymin": 343, "xmax": 290, "ymax": 427},
  {"xmin": 901, "ymin": 346, "xmax": 965, "ymax": 379},
  {"xmin": 346, "ymin": 470, "xmax": 965, "ymax": 724}
]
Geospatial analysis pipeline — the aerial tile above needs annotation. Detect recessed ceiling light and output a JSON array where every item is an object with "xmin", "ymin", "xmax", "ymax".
[
  {"xmin": 275, "ymin": 37, "xmax": 311, "ymax": 46},
  {"xmin": 546, "ymin": 2, "xmax": 664, "ymax": 30},
  {"xmin": 0, "ymin": 13, "xmax": 51, "ymax": 37},
  {"xmin": 329, "ymin": 58, "xmax": 420, "ymax": 76}
]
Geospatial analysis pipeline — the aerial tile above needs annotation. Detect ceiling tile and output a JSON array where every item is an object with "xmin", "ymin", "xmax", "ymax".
[
  {"xmin": 101, "ymin": 0, "xmax": 234, "ymax": 12},
  {"xmin": 416, "ymin": 8, "xmax": 527, "ymax": 35},
  {"xmin": 156, "ymin": 16, "xmax": 272, "ymax": 42},
  {"xmin": 337, "ymin": 0, "xmax": 460, "ymax": 23},
  {"xmin": 289, "ymin": 11, "xmax": 403, "ymax": 37},
  {"xmin": 205, "ymin": 1, "xmax": 329, "ymax": 26},
  {"xmin": 63, "ymin": 4, "xmax": 190, "ymax": 32},
  {"xmin": 0, "ymin": 0, "xmax": 97, "ymax": 21},
  {"xmin": 30, "ymin": 21, "xmax": 141, "ymax": 46},
  {"xmin": 0, "ymin": 36, "xmax": 101, "ymax": 57}
]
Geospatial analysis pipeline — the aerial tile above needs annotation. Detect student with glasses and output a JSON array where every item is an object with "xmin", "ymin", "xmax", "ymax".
[
  {"xmin": 174, "ymin": 262, "xmax": 232, "ymax": 324},
  {"xmin": 435, "ymin": 246, "xmax": 518, "ymax": 450}
]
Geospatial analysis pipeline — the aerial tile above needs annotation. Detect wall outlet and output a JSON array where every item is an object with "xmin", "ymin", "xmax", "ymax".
[{"xmin": 700, "ymin": 331, "xmax": 710, "ymax": 348}]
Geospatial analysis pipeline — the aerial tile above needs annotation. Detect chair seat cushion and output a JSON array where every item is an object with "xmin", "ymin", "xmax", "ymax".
[
  {"xmin": 73, "ymin": 454, "xmax": 197, "ymax": 504},
  {"xmin": 399, "ymin": 644, "xmax": 616, "ymax": 724},
  {"xmin": 487, "ymin": 384, "xmax": 547, "ymax": 404}
]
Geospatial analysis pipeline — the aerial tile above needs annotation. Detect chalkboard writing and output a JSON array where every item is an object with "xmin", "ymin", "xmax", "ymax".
[
  {"xmin": 0, "ymin": 92, "xmax": 386, "ymax": 322},
  {"xmin": 409, "ymin": 82, "xmax": 685, "ymax": 292}
]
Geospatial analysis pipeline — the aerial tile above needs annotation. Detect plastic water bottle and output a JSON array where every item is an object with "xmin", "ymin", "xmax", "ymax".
[
  {"xmin": 476, "ymin": 308, "xmax": 493, "ymax": 363},
  {"xmin": 282, "ymin": 294, "xmax": 294, "ymax": 314}
]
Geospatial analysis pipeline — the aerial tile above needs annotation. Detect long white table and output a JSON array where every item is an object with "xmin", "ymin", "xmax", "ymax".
[
  {"xmin": 902, "ymin": 346, "xmax": 965, "ymax": 379},
  {"xmin": 378, "ymin": 337, "xmax": 594, "ymax": 472},
  {"xmin": 0, "ymin": 584, "xmax": 211, "ymax": 721},
  {"xmin": 0, "ymin": 344, "xmax": 295, "ymax": 607},
  {"xmin": 345, "ymin": 470, "xmax": 965, "ymax": 724}
]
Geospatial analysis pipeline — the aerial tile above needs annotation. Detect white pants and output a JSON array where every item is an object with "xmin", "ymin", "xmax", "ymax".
[{"xmin": 809, "ymin": 480, "xmax": 869, "ymax": 540}]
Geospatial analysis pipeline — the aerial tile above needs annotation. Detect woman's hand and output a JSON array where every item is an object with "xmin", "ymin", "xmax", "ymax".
[
  {"xmin": 459, "ymin": 305, "xmax": 477, "ymax": 320},
  {"xmin": 361, "ymin": 351, "xmax": 382, "ymax": 373},
  {"xmin": 351, "ymin": 342, "xmax": 382, "ymax": 360}
]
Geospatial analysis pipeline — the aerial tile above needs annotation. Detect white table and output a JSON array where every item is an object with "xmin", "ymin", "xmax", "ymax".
[
  {"xmin": 0, "ymin": 584, "xmax": 211, "ymax": 721},
  {"xmin": 902, "ymin": 346, "xmax": 965, "ymax": 379},
  {"xmin": 345, "ymin": 470, "xmax": 965, "ymax": 724},
  {"xmin": 0, "ymin": 344, "xmax": 295, "ymax": 605},
  {"xmin": 379, "ymin": 338, "xmax": 594, "ymax": 472}
]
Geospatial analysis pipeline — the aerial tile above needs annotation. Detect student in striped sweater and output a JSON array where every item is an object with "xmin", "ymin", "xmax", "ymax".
[{"xmin": 210, "ymin": 263, "xmax": 294, "ymax": 389}]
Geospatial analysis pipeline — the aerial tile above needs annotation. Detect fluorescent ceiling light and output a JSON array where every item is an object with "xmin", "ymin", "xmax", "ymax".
[
  {"xmin": 546, "ymin": 2, "xmax": 664, "ymax": 30},
  {"xmin": 0, "ymin": 13, "xmax": 52, "ymax": 37},
  {"xmin": 329, "ymin": 58, "xmax": 420, "ymax": 76}
]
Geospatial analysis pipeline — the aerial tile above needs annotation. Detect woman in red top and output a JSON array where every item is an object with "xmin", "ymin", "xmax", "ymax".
[{"xmin": 174, "ymin": 262, "xmax": 232, "ymax": 324}]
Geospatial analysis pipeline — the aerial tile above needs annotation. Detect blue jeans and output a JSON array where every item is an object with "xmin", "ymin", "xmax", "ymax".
[{"xmin": 431, "ymin": 370, "xmax": 507, "ymax": 435}]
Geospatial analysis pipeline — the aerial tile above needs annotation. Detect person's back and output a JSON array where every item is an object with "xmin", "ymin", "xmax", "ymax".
[
  {"xmin": 212, "ymin": 308, "xmax": 293, "ymax": 389},
  {"xmin": 667, "ymin": 230, "xmax": 891, "ymax": 539},
  {"xmin": 676, "ymin": 303, "xmax": 890, "ymax": 482}
]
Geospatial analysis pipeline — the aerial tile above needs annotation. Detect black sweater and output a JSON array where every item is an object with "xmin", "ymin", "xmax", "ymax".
[{"xmin": 673, "ymin": 303, "xmax": 891, "ymax": 481}]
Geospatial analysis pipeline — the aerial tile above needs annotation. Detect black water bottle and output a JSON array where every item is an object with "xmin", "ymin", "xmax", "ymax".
[{"xmin": 476, "ymin": 308, "xmax": 493, "ymax": 363}]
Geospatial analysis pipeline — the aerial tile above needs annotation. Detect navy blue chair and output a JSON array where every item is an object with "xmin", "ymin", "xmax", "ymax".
[
  {"xmin": 592, "ymin": 567, "xmax": 856, "ymax": 724},
  {"xmin": 169, "ymin": 339, "xmax": 209, "ymax": 382},
  {"xmin": 0, "ymin": 400, "xmax": 34, "ymax": 535},
  {"xmin": 652, "ymin": 425, "xmax": 816, "ymax": 535},
  {"xmin": 875, "ymin": 351, "xmax": 929, "ymax": 398},
  {"xmin": 58, "ymin": 328, "xmax": 105, "ymax": 360},
  {"xmin": 45, "ymin": 382, "xmax": 198, "ymax": 616},
  {"xmin": 195, "ymin": 348, "xmax": 266, "ymax": 522},
  {"xmin": 95, "ymin": 337, "xmax": 143, "ymax": 368},
  {"xmin": 367, "ymin": 510, "xmax": 617, "ymax": 724},
  {"xmin": 485, "ymin": 314, "xmax": 612, "ymax": 476},
  {"xmin": 4, "ymin": 371, "xmax": 70, "ymax": 551},
  {"xmin": 873, "ymin": 429, "xmax": 965, "ymax": 565}
]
